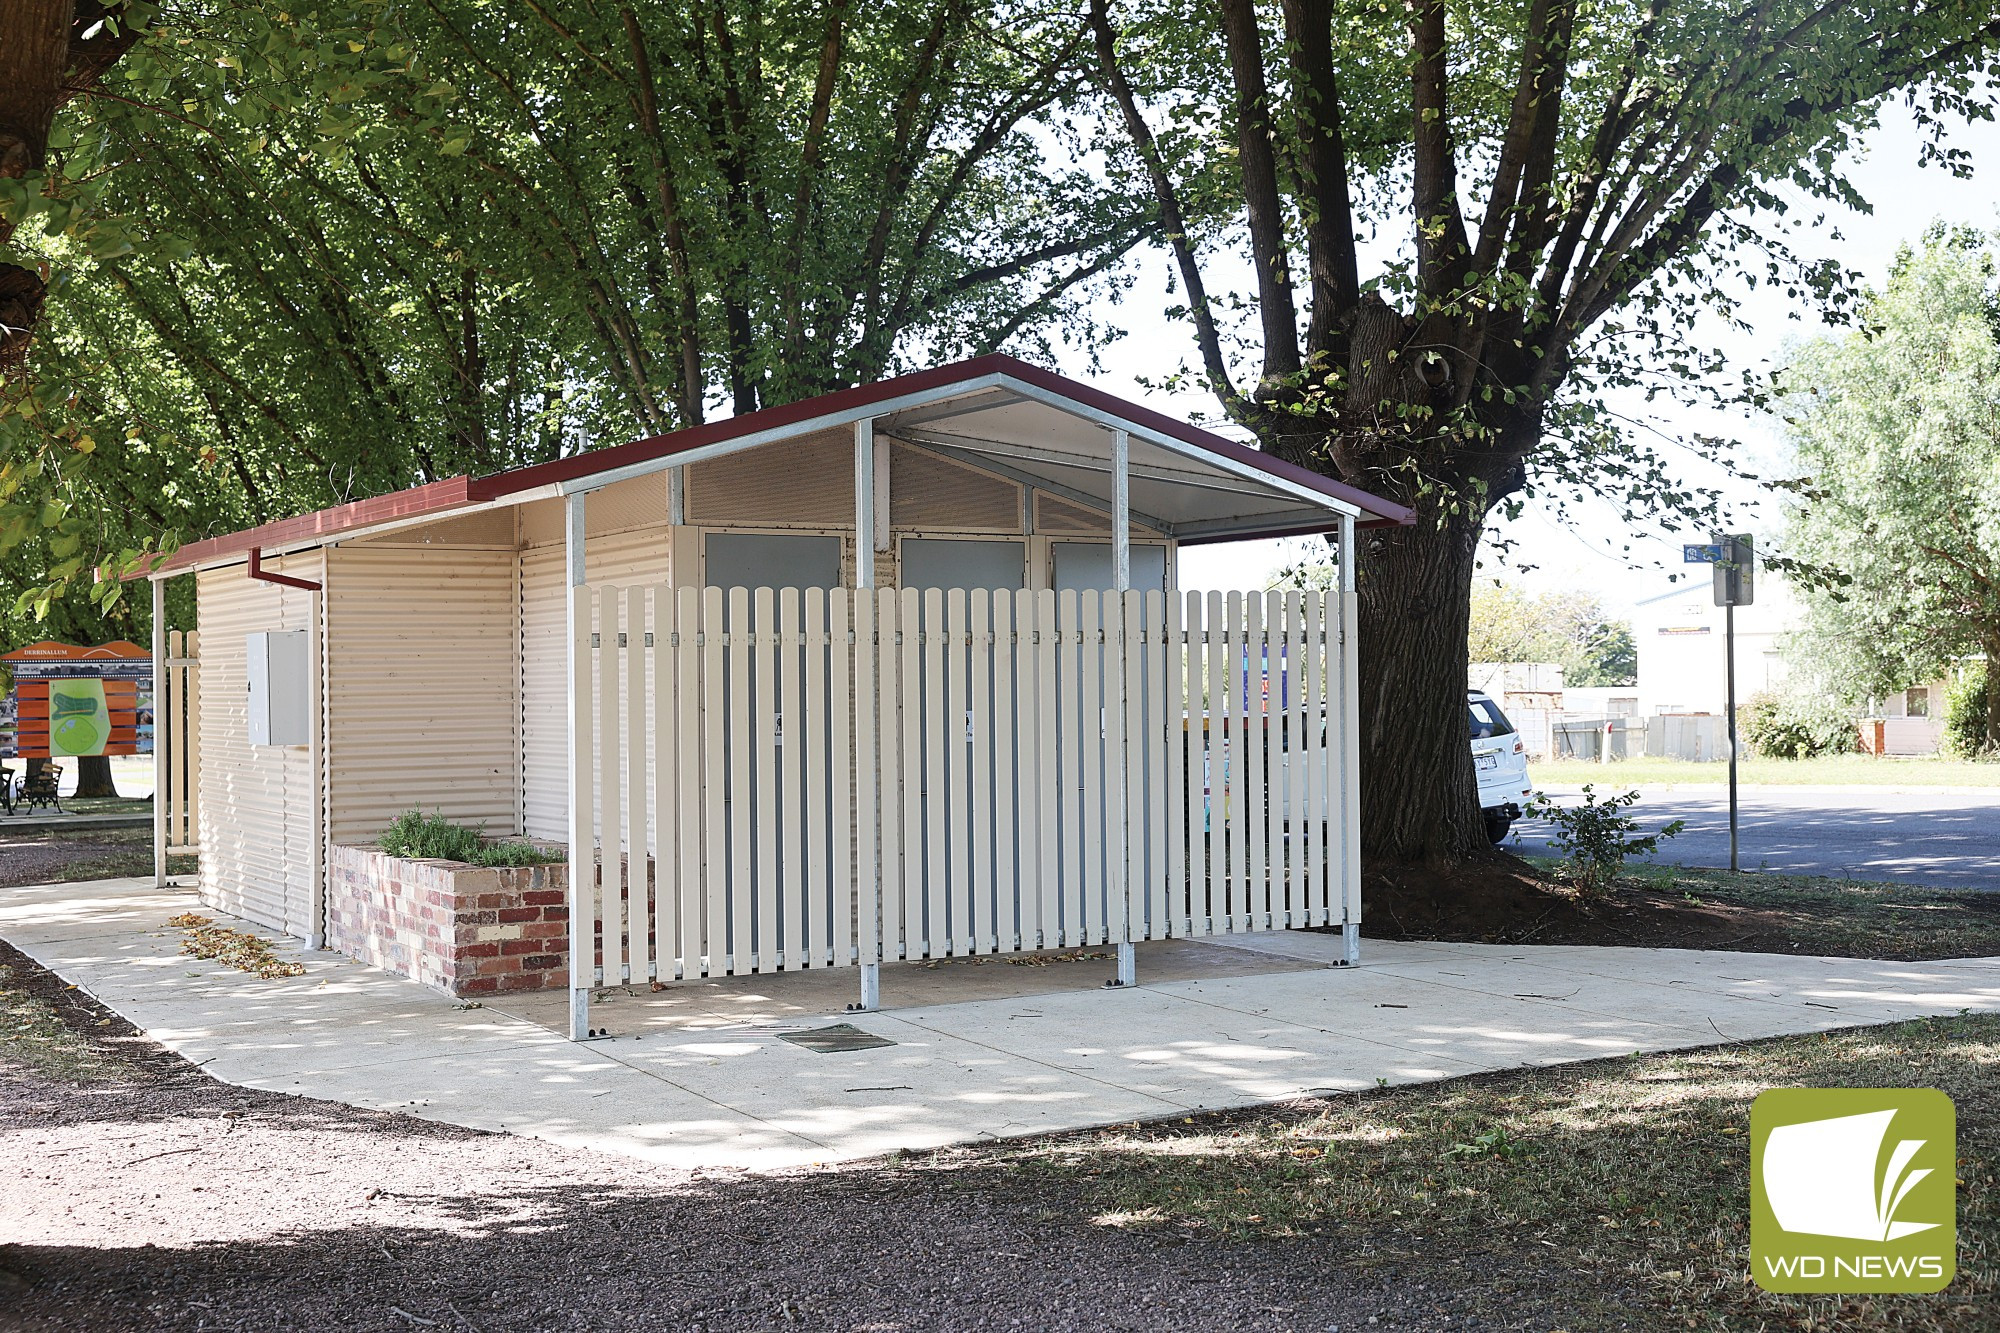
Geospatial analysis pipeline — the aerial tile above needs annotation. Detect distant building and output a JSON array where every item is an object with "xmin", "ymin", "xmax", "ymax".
[
  {"xmin": 1631, "ymin": 578, "xmax": 1944, "ymax": 755},
  {"xmin": 1632, "ymin": 581, "xmax": 1797, "ymax": 716}
]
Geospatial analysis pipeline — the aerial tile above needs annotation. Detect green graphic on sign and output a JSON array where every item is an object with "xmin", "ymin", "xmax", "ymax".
[
  {"xmin": 1751, "ymin": 1088, "xmax": 1956, "ymax": 1293},
  {"xmin": 47, "ymin": 677, "xmax": 109, "ymax": 757}
]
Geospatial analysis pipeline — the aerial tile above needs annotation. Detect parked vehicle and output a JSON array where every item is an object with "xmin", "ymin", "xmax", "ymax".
[{"xmin": 1470, "ymin": 689, "xmax": 1532, "ymax": 843}]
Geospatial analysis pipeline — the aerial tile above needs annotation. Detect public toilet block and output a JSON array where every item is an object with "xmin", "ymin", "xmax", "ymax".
[{"xmin": 145, "ymin": 356, "xmax": 1411, "ymax": 1032}]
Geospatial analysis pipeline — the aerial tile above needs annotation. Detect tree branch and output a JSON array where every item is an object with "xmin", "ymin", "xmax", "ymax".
[
  {"xmin": 1281, "ymin": 0, "xmax": 1360, "ymax": 363},
  {"xmin": 1407, "ymin": 0, "xmax": 1470, "ymax": 304},
  {"xmin": 1220, "ymin": 0, "xmax": 1300, "ymax": 383},
  {"xmin": 1087, "ymin": 0, "xmax": 1243, "ymax": 414}
]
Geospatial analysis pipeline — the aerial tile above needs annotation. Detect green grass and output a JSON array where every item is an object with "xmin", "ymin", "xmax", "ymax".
[
  {"xmin": 990, "ymin": 1014, "xmax": 1999, "ymax": 1330},
  {"xmin": 1529, "ymin": 753, "xmax": 2000, "ymax": 787},
  {"xmin": 0, "ymin": 961, "xmax": 125, "ymax": 1082}
]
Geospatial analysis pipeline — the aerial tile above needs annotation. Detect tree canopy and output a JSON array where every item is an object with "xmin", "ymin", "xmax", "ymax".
[
  {"xmin": 2, "ymin": 0, "xmax": 1153, "ymax": 617},
  {"xmin": 1780, "ymin": 226, "xmax": 2000, "ymax": 750}
]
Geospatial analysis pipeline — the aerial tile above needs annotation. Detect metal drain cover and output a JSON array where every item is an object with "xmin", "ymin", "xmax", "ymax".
[{"xmin": 779, "ymin": 1023, "xmax": 895, "ymax": 1053}]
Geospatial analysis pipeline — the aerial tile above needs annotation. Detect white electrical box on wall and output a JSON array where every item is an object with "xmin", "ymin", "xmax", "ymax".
[{"xmin": 246, "ymin": 630, "xmax": 310, "ymax": 747}]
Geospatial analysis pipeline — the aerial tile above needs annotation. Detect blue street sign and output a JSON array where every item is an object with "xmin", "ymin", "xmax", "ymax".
[{"xmin": 1684, "ymin": 543, "xmax": 1724, "ymax": 563}]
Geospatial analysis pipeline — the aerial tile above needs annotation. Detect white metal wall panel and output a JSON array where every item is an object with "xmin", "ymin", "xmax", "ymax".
[
  {"xmin": 520, "ymin": 525, "xmax": 672, "ymax": 839},
  {"xmin": 195, "ymin": 555, "xmax": 321, "ymax": 936},
  {"xmin": 324, "ymin": 545, "xmax": 520, "ymax": 844}
]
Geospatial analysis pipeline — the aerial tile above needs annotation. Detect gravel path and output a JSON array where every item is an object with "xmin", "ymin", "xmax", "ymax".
[
  {"xmin": 0, "ymin": 940, "xmax": 1622, "ymax": 1332},
  {"xmin": 0, "ymin": 829, "xmax": 150, "ymax": 889}
]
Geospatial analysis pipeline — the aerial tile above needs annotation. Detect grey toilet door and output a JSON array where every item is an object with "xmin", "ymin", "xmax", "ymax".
[
  {"xmin": 899, "ymin": 537, "xmax": 1027, "ymax": 591},
  {"xmin": 703, "ymin": 532, "xmax": 843, "ymax": 593},
  {"xmin": 700, "ymin": 532, "xmax": 842, "ymax": 967}
]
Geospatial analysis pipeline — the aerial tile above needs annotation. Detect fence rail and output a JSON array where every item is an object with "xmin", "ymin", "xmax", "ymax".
[{"xmin": 572, "ymin": 585, "xmax": 1356, "ymax": 985}]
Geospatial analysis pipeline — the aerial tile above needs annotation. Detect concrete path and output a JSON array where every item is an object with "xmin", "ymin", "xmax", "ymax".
[
  {"xmin": 7, "ymin": 877, "xmax": 1998, "ymax": 1173},
  {"xmin": 1518, "ymin": 783, "xmax": 2000, "ymax": 891}
]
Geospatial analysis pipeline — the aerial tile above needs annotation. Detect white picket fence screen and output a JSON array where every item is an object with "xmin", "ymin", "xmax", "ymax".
[{"xmin": 570, "ymin": 585, "xmax": 1358, "ymax": 985}]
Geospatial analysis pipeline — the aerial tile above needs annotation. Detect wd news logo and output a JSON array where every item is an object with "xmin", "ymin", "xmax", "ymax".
[{"xmin": 1751, "ymin": 1089, "xmax": 1955, "ymax": 1293}]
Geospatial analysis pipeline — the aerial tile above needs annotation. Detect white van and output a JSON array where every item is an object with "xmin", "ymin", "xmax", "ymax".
[{"xmin": 1469, "ymin": 689, "xmax": 1532, "ymax": 843}]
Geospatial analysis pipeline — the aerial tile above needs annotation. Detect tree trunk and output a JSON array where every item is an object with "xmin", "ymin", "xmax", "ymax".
[
  {"xmin": 74, "ymin": 754, "xmax": 119, "ymax": 798},
  {"xmin": 1353, "ymin": 503, "xmax": 1488, "ymax": 864},
  {"xmin": 1985, "ymin": 642, "xmax": 2000, "ymax": 755}
]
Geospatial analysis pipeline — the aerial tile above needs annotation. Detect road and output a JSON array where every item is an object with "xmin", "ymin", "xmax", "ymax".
[{"xmin": 1511, "ymin": 784, "xmax": 2000, "ymax": 891}]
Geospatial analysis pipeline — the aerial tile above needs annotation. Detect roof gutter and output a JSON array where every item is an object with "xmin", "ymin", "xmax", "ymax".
[{"xmin": 247, "ymin": 547, "xmax": 323, "ymax": 592}]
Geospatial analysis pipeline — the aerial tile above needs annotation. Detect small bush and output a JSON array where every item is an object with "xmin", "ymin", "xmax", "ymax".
[
  {"xmin": 1943, "ymin": 663, "xmax": 1996, "ymax": 759},
  {"xmin": 377, "ymin": 809, "xmax": 562, "ymax": 867},
  {"xmin": 1740, "ymin": 688, "xmax": 1856, "ymax": 759},
  {"xmin": 1524, "ymin": 785, "xmax": 1685, "ymax": 899}
]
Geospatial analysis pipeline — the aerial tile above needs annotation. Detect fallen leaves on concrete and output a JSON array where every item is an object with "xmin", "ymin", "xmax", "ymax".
[{"xmin": 166, "ymin": 914, "xmax": 306, "ymax": 979}]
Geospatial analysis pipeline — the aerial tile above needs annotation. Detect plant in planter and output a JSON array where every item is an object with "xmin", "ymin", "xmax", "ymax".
[{"xmin": 377, "ymin": 809, "xmax": 562, "ymax": 867}]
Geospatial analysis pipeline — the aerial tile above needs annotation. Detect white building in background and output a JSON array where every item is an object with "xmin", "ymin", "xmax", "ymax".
[
  {"xmin": 1632, "ymin": 579, "xmax": 1798, "ymax": 716},
  {"xmin": 1629, "ymin": 577, "xmax": 1945, "ymax": 755}
]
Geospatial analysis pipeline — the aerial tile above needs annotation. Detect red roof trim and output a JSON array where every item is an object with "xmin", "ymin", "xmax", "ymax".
[
  {"xmin": 149, "ymin": 355, "xmax": 1411, "ymax": 575},
  {"xmin": 152, "ymin": 478, "xmax": 479, "ymax": 575}
]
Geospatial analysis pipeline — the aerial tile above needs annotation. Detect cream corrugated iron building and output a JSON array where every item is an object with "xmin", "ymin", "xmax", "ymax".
[{"xmin": 144, "ymin": 355, "xmax": 1412, "ymax": 1031}]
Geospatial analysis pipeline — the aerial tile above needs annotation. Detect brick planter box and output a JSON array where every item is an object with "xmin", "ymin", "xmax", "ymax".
[{"xmin": 327, "ymin": 844, "xmax": 569, "ymax": 997}]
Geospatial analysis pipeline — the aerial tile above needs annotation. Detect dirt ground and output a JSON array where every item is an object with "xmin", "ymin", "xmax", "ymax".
[
  {"xmin": 0, "ymin": 937, "xmax": 1645, "ymax": 1333},
  {"xmin": 1362, "ymin": 851, "xmax": 2000, "ymax": 958}
]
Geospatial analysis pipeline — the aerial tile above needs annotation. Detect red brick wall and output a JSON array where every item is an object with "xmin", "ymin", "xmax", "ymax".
[{"xmin": 327, "ymin": 845, "xmax": 570, "ymax": 996}]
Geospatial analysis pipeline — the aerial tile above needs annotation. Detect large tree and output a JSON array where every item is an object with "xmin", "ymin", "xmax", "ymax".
[
  {"xmin": 1781, "ymin": 227, "xmax": 2000, "ymax": 751},
  {"xmin": 1088, "ymin": 0, "xmax": 2000, "ymax": 870},
  {"xmin": 0, "ymin": 0, "xmax": 146, "ymax": 368}
]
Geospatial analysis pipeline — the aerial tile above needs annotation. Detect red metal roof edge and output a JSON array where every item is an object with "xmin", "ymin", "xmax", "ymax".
[
  {"xmin": 147, "ymin": 477, "xmax": 480, "ymax": 576},
  {"xmin": 146, "ymin": 355, "xmax": 1412, "ymax": 575}
]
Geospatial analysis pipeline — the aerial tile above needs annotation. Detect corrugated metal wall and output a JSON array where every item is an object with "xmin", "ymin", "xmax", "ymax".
[
  {"xmin": 324, "ymin": 544, "xmax": 521, "ymax": 844},
  {"xmin": 196, "ymin": 555, "xmax": 321, "ymax": 936},
  {"xmin": 520, "ymin": 525, "xmax": 672, "ymax": 839}
]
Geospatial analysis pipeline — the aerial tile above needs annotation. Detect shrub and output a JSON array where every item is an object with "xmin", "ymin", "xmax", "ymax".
[
  {"xmin": 1740, "ymin": 687, "xmax": 1856, "ymax": 759},
  {"xmin": 1943, "ymin": 663, "xmax": 1996, "ymax": 759},
  {"xmin": 1524, "ymin": 785, "xmax": 1685, "ymax": 899},
  {"xmin": 376, "ymin": 809, "xmax": 562, "ymax": 867}
]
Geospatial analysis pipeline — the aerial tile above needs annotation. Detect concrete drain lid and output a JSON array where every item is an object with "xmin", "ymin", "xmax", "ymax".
[{"xmin": 779, "ymin": 1023, "xmax": 895, "ymax": 1053}]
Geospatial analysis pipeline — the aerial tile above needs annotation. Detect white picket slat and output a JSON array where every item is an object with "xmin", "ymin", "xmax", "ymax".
[
  {"xmin": 945, "ymin": 591, "xmax": 973, "ymax": 955},
  {"xmin": 844, "ymin": 590, "xmax": 867, "ymax": 969},
  {"xmin": 1339, "ymin": 589, "xmax": 1361, "ymax": 930},
  {"xmin": 992, "ymin": 592, "xmax": 1019, "ymax": 952},
  {"xmin": 1034, "ymin": 590, "xmax": 1060, "ymax": 948},
  {"xmin": 1301, "ymin": 589, "xmax": 1324, "ymax": 923},
  {"xmin": 899, "ymin": 588, "xmax": 925, "ymax": 959},
  {"xmin": 968, "ymin": 592, "xmax": 995, "ymax": 954},
  {"xmin": 624, "ymin": 586, "xmax": 649, "ymax": 983},
  {"xmin": 596, "ymin": 592, "xmax": 623, "ymax": 984},
  {"xmin": 1243, "ymin": 593, "xmax": 1267, "ymax": 931}
]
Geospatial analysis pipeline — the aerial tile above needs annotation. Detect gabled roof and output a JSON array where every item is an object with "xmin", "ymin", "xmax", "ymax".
[{"xmin": 153, "ymin": 354, "xmax": 1412, "ymax": 574}]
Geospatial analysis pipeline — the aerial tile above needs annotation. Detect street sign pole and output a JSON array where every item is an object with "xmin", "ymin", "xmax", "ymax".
[
  {"xmin": 1691, "ymin": 534, "xmax": 1754, "ymax": 872},
  {"xmin": 1726, "ymin": 598, "xmax": 1739, "ymax": 872}
]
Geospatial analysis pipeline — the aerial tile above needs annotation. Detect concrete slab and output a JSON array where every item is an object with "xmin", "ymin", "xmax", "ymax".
[{"xmin": 7, "ymin": 877, "xmax": 1998, "ymax": 1173}]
